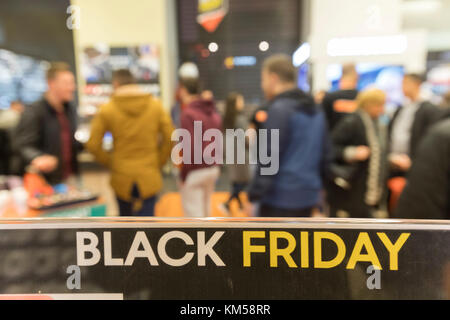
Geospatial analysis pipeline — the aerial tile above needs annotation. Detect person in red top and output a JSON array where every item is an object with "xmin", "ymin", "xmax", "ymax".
[{"xmin": 178, "ymin": 77, "xmax": 222, "ymax": 217}]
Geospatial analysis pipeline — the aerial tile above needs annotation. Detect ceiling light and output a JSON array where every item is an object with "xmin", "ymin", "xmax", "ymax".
[
  {"xmin": 259, "ymin": 41, "xmax": 269, "ymax": 52},
  {"xmin": 327, "ymin": 35, "xmax": 408, "ymax": 57},
  {"xmin": 402, "ymin": 0, "xmax": 442, "ymax": 13},
  {"xmin": 208, "ymin": 42, "xmax": 219, "ymax": 53},
  {"xmin": 292, "ymin": 42, "xmax": 310, "ymax": 67}
]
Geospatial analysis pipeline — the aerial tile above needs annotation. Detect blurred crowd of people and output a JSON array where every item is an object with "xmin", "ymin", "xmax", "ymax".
[{"xmin": 0, "ymin": 56, "xmax": 449, "ymax": 219}]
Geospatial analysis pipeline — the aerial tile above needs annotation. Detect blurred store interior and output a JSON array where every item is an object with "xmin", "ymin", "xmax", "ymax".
[{"xmin": 0, "ymin": 0, "xmax": 449, "ymax": 218}]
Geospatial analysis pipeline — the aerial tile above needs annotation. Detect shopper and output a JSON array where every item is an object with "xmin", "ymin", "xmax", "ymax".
[
  {"xmin": 171, "ymin": 87, "xmax": 184, "ymax": 129},
  {"xmin": 0, "ymin": 129, "xmax": 10, "ymax": 175},
  {"xmin": 314, "ymin": 89, "xmax": 326, "ymax": 105},
  {"xmin": 86, "ymin": 69, "xmax": 174, "ymax": 216},
  {"xmin": 249, "ymin": 104, "xmax": 269, "ymax": 131},
  {"xmin": 322, "ymin": 63, "xmax": 359, "ymax": 131},
  {"xmin": 0, "ymin": 103, "xmax": 22, "ymax": 175},
  {"xmin": 13, "ymin": 62, "xmax": 79, "ymax": 185},
  {"xmin": 178, "ymin": 77, "xmax": 222, "ymax": 217},
  {"xmin": 395, "ymin": 118, "xmax": 450, "ymax": 219},
  {"xmin": 388, "ymin": 73, "xmax": 442, "ymax": 176},
  {"xmin": 440, "ymin": 90, "xmax": 450, "ymax": 119},
  {"xmin": 171, "ymin": 63, "xmax": 199, "ymax": 129},
  {"xmin": 219, "ymin": 92, "xmax": 250, "ymax": 215},
  {"xmin": 247, "ymin": 54, "xmax": 331, "ymax": 217},
  {"xmin": 327, "ymin": 88, "xmax": 388, "ymax": 218}
]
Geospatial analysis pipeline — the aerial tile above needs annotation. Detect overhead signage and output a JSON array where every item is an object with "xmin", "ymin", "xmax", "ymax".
[{"xmin": 197, "ymin": 0, "xmax": 229, "ymax": 33}]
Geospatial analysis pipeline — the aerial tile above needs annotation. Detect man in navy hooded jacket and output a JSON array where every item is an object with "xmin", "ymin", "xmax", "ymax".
[{"xmin": 247, "ymin": 54, "xmax": 332, "ymax": 217}]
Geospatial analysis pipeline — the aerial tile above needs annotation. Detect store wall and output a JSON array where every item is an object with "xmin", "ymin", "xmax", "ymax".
[
  {"xmin": 307, "ymin": 0, "xmax": 428, "ymax": 91},
  {"xmin": 71, "ymin": 0, "xmax": 178, "ymax": 109},
  {"xmin": 177, "ymin": 0, "xmax": 301, "ymax": 104},
  {"xmin": 402, "ymin": 0, "xmax": 450, "ymax": 51},
  {"xmin": 0, "ymin": 0, "xmax": 76, "ymax": 109}
]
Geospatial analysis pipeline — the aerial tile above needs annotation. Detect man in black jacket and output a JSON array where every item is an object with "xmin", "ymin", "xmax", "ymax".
[
  {"xmin": 0, "ymin": 129, "xmax": 10, "ymax": 175},
  {"xmin": 322, "ymin": 63, "xmax": 359, "ymax": 131},
  {"xmin": 395, "ymin": 119, "xmax": 450, "ymax": 219},
  {"xmin": 388, "ymin": 73, "xmax": 442, "ymax": 176},
  {"xmin": 13, "ymin": 62, "xmax": 79, "ymax": 184}
]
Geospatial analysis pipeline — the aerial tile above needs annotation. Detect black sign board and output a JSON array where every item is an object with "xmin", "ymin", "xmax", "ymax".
[{"xmin": 0, "ymin": 218, "xmax": 449, "ymax": 299}]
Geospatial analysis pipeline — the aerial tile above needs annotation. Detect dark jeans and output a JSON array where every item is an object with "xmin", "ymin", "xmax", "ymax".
[
  {"xmin": 116, "ymin": 184, "xmax": 156, "ymax": 217},
  {"xmin": 259, "ymin": 204, "xmax": 312, "ymax": 217},
  {"xmin": 225, "ymin": 182, "xmax": 247, "ymax": 208}
]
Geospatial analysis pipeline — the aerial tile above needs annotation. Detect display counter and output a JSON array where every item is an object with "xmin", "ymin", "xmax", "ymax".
[
  {"xmin": 0, "ymin": 198, "xmax": 106, "ymax": 218},
  {"xmin": 0, "ymin": 217, "xmax": 449, "ymax": 300},
  {"xmin": 0, "ymin": 174, "xmax": 107, "ymax": 218}
]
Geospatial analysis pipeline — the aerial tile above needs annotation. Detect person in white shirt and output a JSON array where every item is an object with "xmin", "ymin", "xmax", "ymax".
[{"xmin": 388, "ymin": 73, "xmax": 441, "ymax": 176}]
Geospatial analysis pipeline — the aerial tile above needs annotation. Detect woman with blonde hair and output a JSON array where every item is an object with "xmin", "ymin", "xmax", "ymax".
[{"xmin": 327, "ymin": 88, "xmax": 389, "ymax": 218}]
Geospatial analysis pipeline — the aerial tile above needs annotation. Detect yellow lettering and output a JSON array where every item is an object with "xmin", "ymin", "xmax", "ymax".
[
  {"xmin": 347, "ymin": 232, "xmax": 381, "ymax": 270},
  {"xmin": 377, "ymin": 233, "xmax": 410, "ymax": 270},
  {"xmin": 301, "ymin": 232, "xmax": 309, "ymax": 268},
  {"xmin": 243, "ymin": 231, "xmax": 266, "ymax": 267},
  {"xmin": 270, "ymin": 232, "xmax": 297, "ymax": 268},
  {"xmin": 314, "ymin": 232, "xmax": 346, "ymax": 268}
]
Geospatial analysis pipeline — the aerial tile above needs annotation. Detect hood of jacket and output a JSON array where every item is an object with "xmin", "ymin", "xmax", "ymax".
[
  {"xmin": 188, "ymin": 98, "xmax": 217, "ymax": 116},
  {"xmin": 272, "ymin": 88, "xmax": 317, "ymax": 115},
  {"xmin": 112, "ymin": 84, "xmax": 151, "ymax": 117}
]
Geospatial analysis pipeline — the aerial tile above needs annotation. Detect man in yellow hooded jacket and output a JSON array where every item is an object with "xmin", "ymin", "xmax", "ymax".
[{"xmin": 86, "ymin": 69, "xmax": 174, "ymax": 216}]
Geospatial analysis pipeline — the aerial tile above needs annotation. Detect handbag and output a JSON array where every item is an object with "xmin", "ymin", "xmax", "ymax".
[{"xmin": 329, "ymin": 163, "xmax": 358, "ymax": 190}]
